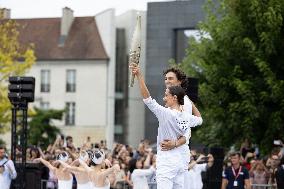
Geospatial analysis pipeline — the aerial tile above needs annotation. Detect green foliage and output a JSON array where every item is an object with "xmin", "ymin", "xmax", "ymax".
[
  {"xmin": 182, "ymin": 0, "xmax": 284, "ymax": 154},
  {"xmin": 28, "ymin": 108, "xmax": 64, "ymax": 149},
  {"xmin": 0, "ymin": 139, "xmax": 5, "ymax": 146},
  {"xmin": 0, "ymin": 15, "xmax": 36, "ymax": 133}
]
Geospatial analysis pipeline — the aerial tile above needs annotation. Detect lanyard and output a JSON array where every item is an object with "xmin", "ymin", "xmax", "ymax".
[{"xmin": 232, "ymin": 166, "xmax": 242, "ymax": 180}]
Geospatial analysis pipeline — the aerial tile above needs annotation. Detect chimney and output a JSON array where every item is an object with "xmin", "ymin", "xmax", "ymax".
[
  {"xmin": 59, "ymin": 7, "xmax": 74, "ymax": 46},
  {"xmin": 0, "ymin": 8, "xmax": 11, "ymax": 19}
]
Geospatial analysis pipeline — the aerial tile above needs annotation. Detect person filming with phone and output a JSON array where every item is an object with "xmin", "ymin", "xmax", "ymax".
[
  {"xmin": 185, "ymin": 150, "xmax": 214, "ymax": 189},
  {"xmin": 273, "ymin": 139, "xmax": 284, "ymax": 159}
]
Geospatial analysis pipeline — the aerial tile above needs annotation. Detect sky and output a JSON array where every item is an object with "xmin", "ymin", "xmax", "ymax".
[{"xmin": 0, "ymin": 0, "xmax": 170, "ymax": 18}]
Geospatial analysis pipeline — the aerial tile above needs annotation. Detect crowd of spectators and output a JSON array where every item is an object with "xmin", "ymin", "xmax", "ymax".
[
  {"xmin": 14, "ymin": 136, "xmax": 158, "ymax": 189},
  {"xmin": 2, "ymin": 136, "xmax": 284, "ymax": 189},
  {"xmin": 222, "ymin": 139, "xmax": 284, "ymax": 189}
]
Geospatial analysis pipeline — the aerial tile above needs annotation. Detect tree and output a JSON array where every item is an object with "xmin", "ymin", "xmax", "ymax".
[
  {"xmin": 0, "ymin": 11, "xmax": 36, "ymax": 133},
  {"xmin": 182, "ymin": 0, "xmax": 284, "ymax": 154},
  {"xmin": 28, "ymin": 108, "xmax": 64, "ymax": 149}
]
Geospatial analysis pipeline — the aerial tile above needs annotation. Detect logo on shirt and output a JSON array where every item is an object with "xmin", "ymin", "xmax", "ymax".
[{"xmin": 175, "ymin": 118, "xmax": 189, "ymax": 131}]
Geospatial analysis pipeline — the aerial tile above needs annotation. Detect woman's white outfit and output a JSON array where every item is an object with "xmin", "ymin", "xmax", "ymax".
[
  {"xmin": 92, "ymin": 180, "xmax": 110, "ymax": 189},
  {"xmin": 57, "ymin": 178, "xmax": 73, "ymax": 189},
  {"xmin": 132, "ymin": 167, "xmax": 155, "ymax": 189},
  {"xmin": 143, "ymin": 97, "xmax": 202, "ymax": 189},
  {"xmin": 77, "ymin": 182, "xmax": 93, "ymax": 189}
]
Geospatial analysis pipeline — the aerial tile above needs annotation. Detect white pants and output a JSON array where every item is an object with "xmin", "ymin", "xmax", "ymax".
[
  {"xmin": 184, "ymin": 170, "xmax": 194, "ymax": 189},
  {"xmin": 156, "ymin": 148, "xmax": 186, "ymax": 189},
  {"xmin": 156, "ymin": 171, "xmax": 184, "ymax": 189}
]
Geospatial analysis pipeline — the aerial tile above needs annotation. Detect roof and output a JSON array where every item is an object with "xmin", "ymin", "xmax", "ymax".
[{"xmin": 12, "ymin": 17, "xmax": 109, "ymax": 60}]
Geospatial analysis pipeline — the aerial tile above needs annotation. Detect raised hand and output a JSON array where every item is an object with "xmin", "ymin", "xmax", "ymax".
[
  {"xmin": 129, "ymin": 63, "xmax": 140, "ymax": 77},
  {"xmin": 104, "ymin": 159, "xmax": 112, "ymax": 167},
  {"xmin": 113, "ymin": 164, "xmax": 120, "ymax": 173},
  {"xmin": 33, "ymin": 157, "xmax": 42, "ymax": 163},
  {"xmin": 196, "ymin": 154, "xmax": 205, "ymax": 163},
  {"xmin": 160, "ymin": 139, "xmax": 175, "ymax": 151}
]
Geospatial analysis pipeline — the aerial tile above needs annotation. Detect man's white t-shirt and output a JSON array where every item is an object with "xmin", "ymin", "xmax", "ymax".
[{"xmin": 183, "ymin": 95, "xmax": 193, "ymax": 144}]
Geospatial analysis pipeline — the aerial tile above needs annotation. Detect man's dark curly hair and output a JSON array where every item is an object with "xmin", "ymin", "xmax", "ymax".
[{"xmin": 163, "ymin": 67, "xmax": 188, "ymax": 90}]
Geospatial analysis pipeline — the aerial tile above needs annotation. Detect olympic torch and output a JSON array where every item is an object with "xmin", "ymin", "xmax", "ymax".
[{"xmin": 129, "ymin": 14, "xmax": 141, "ymax": 87}]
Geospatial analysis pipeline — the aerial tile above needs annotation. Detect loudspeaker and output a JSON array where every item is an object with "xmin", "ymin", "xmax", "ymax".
[
  {"xmin": 9, "ymin": 77, "xmax": 35, "ymax": 84},
  {"xmin": 11, "ymin": 163, "xmax": 48, "ymax": 189},
  {"xmin": 8, "ymin": 76, "xmax": 35, "ymax": 104},
  {"xmin": 185, "ymin": 77, "xmax": 198, "ymax": 103}
]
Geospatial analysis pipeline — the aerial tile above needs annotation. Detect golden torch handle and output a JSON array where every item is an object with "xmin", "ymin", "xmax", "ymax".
[
  {"xmin": 129, "ymin": 74, "xmax": 135, "ymax": 87},
  {"xmin": 128, "ymin": 49, "xmax": 140, "ymax": 87}
]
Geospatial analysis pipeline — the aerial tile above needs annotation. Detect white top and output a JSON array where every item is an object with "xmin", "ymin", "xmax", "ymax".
[
  {"xmin": 183, "ymin": 95, "xmax": 193, "ymax": 144},
  {"xmin": 185, "ymin": 163, "xmax": 207, "ymax": 189},
  {"xmin": 77, "ymin": 182, "xmax": 93, "ymax": 189},
  {"xmin": 58, "ymin": 178, "xmax": 73, "ymax": 189},
  {"xmin": 143, "ymin": 96, "xmax": 202, "ymax": 150},
  {"xmin": 184, "ymin": 95, "xmax": 193, "ymax": 114},
  {"xmin": 0, "ymin": 158, "xmax": 17, "ymax": 189},
  {"xmin": 131, "ymin": 167, "xmax": 155, "ymax": 189},
  {"xmin": 93, "ymin": 181, "xmax": 110, "ymax": 189}
]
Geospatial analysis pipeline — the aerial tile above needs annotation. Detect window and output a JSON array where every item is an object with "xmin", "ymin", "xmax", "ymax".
[
  {"xmin": 174, "ymin": 29, "xmax": 201, "ymax": 63},
  {"xmin": 40, "ymin": 102, "xmax": 50, "ymax": 110},
  {"xmin": 115, "ymin": 99, "xmax": 124, "ymax": 125},
  {"xmin": 65, "ymin": 102, "xmax": 75, "ymax": 125},
  {"xmin": 66, "ymin": 70, "xmax": 76, "ymax": 92},
  {"xmin": 40, "ymin": 70, "xmax": 50, "ymax": 92}
]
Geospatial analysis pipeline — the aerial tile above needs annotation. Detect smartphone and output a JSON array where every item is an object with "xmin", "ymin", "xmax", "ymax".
[
  {"xmin": 202, "ymin": 156, "xmax": 209, "ymax": 161},
  {"xmin": 197, "ymin": 156, "xmax": 209, "ymax": 164},
  {"xmin": 274, "ymin": 140, "xmax": 281, "ymax": 145}
]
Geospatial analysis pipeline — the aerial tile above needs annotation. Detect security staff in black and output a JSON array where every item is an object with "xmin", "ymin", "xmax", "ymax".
[{"xmin": 221, "ymin": 152, "xmax": 251, "ymax": 189}]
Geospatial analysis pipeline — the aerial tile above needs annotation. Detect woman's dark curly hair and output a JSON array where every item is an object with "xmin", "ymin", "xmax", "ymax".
[
  {"xmin": 163, "ymin": 67, "xmax": 188, "ymax": 90},
  {"xmin": 168, "ymin": 85, "xmax": 185, "ymax": 105}
]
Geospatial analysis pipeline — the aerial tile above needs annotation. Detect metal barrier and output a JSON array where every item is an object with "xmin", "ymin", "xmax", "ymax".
[
  {"xmin": 41, "ymin": 179, "xmax": 57, "ymax": 189},
  {"xmin": 40, "ymin": 180, "xmax": 277, "ymax": 189},
  {"xmin": 40, "ymin": 179, "xmax": 132, "ymax": 189},
  {"xmin": 114, "ymin": 181, "xmax": 131, "ymax": 189},
  {"xmin": 251, "ymin": 184, "xmax": 277, "ymax": 189},
  {"xmin": 113, "ymin": 182, "xmax": 156, "ymax": 189}
]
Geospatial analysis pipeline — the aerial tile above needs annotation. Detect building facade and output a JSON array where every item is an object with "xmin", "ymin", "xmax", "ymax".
[
  {"xmin": 1, "ymin": 0, "xmax": 207, "ymax": 148},
  {"xmin": 145, "ymin": 0, "xmax": 206, "ymax": 142},
  {"xmin": 115, "ymin": 10, "xmax": 147, "ymax": 147},
  {"xmin": 1, "ymin": 8, "xmax": 116, "ymax": 148}
]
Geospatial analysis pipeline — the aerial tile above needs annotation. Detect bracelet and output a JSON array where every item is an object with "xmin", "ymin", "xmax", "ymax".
[{"xmin": 174, "ymin": 140, "xmax": 177, "ymax": 148}]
